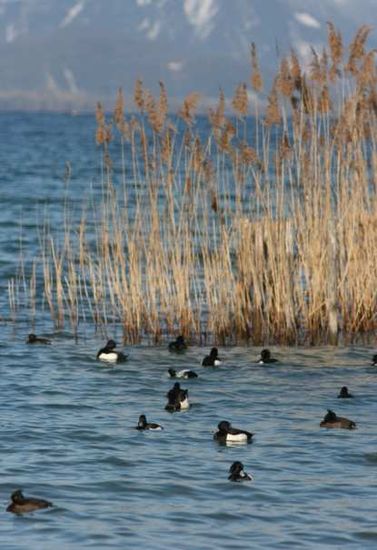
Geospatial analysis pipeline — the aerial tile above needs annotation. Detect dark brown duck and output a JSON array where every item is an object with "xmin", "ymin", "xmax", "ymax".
[
  {"xmin": 27, "ymin": 333, "xmax": 51, "ymax": 345},
  {"xmin": 6, "ymin": 489, "xmax": 53, "ymax": 514},
  {"xmin": 338, "ymin": 386, "xmax": 353, "ymax": 398},
  {"xmin": 320, "ymin": 409, "xmax": 356, "ymax": 429}
]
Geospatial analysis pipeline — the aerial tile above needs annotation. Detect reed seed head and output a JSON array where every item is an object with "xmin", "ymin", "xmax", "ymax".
[
  {"xmin": 250, "ymin": 42, "xmax": 263, "ymax": 92},
  {"xmin": 178, "ymin": 92, "xmax": 201, "ymax": 126},
  {"xmin": 346, "ymin": 25, "xmax": 372, "ymax": 75},
  {"xmin": 134, "ymin": 78, "xmax": 145, "ymax": 111},
  {"xmin": 232, "ymin": 82, "xmax": 248, "ymax": 117},
  {"xmin": 265, "ymin": 80, "xmax": 281, "ymax": 126}
]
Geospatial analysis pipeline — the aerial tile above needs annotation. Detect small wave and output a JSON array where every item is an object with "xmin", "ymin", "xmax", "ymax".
[
  {"xmin": 364, "ymin": 453, "xmax": 377, "ymax": 463},
  {"xmin": 355, "ymin": 531, "xmax": 377, "ymax": 540}
]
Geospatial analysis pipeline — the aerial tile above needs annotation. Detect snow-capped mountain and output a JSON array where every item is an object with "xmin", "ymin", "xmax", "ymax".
[{"xmin": 0, "ymin": 0, "xmax": 376, "ymax": 110}]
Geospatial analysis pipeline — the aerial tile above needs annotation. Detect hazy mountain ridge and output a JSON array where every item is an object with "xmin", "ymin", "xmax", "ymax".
[{"xmin": 0, "ymin": 0, "xmax": 376, "ymax": 111}]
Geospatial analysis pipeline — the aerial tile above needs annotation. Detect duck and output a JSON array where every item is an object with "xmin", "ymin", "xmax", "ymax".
[
  {"xmin": 96, "ymin": 339, "xmax": 128, "ymax": 363},
  {"xmin": 202, "ymin": 347, "xmax": 221, "ymax": 366},
  {"xmin": 228, "ymin": 461, "xmax": 253, "ymax": 482},
  {"xmin": 165, "ymin": 382, "xmax": 190, "ymax": 412},
  {"xmin": 135, "ymin": 414, "xmax": 163, "ymax": 431},
  {"xmin": 168, "ymin": 335, "xmax": 187, "ymax": 353},
  {"xmin": 6, "ymin": 489, "xmax": 53, "ymax": 514},
  {"xmin": 258, "ymin": 349, "xmax": 278, "ymax": 364},
  {"xmin": 214, "ymin": 420, "xmax": 253, "ymax": 444},
  {"xmin": 320, "ymin": 409, "xmax": 356, "ymax": 429},
  {"xmin": 168, "ymin": 368, "xmax": 198, "ymax": 379},
  {"xmin": 26, "ymin": 333, "xmax": 51, "ymax": 345},
  {"xmin": 338, "ymin": 386, "xmax": 353, "ymax": 398},
  {"xmin": 371, "ymin": 354, "xmax": 377, "ymax": 366}
]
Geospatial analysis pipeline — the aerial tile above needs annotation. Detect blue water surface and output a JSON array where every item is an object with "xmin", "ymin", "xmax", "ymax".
[{"xmin": 0, "ymin": 333, "xmax": 377, "ymax": 549}]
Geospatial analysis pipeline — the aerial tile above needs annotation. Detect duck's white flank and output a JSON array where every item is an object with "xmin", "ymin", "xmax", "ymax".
[
  {"xmin": 226, "ymin": 432, "xmax": 248, "ymax": 443},
  {"xmin": 98, "ymin": 352, "xmax": 119, "ymax": 363},
  {"xmin": 176, "ymin": 369, "xmax": 192, "ymax": 378},
  {"xmin": 180, "ymin": 397, "xmax": 190, "ymax": 410}
]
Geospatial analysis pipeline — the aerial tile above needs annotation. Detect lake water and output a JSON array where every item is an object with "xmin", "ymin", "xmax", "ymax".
[{"xmin": 1, "ymin": 113, "xmax": 377, "ymax": 549}]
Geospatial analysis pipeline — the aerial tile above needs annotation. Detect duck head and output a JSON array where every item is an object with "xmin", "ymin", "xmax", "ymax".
[
  {"xmin": 11, "ymin": 490, "xmax": 25, "ymax": 504},
  {"xmin": 339, "ymin": 386, "xmax": 350, "ymax": 397},
  {"xmin": 218, "ymin": 420, "xmax": 231, "ymax": 432},
  {"xmin": 228, "ymin": 461, "xmax": 252, "ymax": 480},
  {"xmin": 323, "ymin": 409, "xmax": 337, "ymax": 422},
  {"xmin": 105, "ymin": 339, "xmax": 117, "ymax": 350},
  {"xmin": 229, "ymin": 461, "xmax": 244, "ymax": 476},
  {"xmin": 261, "ymin": 349, "xmax": 271, "ymax": 361}
]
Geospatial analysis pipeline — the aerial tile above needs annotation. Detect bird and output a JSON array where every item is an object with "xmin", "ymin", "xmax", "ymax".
[
  {"xmin": 165, "ymin": 382, "xmax": 190, "ymax": 412},
  {"xmin": 135, "ymin": 414, "xmax": 163, "ymax": 431},
  {"xmin": 258, "ymin": 349, "xmax": 278, "ymax": 364},
  {"xmin": 168, "ymin": 368, "xmax": 198, "ymax": 379},
  {"xmin": 320, "ymin": 409, "xmax": 356, "ymax": 429},
  {"xmin": 214, "ymin": 420, "xmax": 253, "ymax": 444},
  {"xmin": 96, "ymin": 339, "xmax": 128, "ymax": 363},
  {"xmin": 26, "ymin": 333, "xmax": 51, "ymax": 345},
  {"xmin": 168, "ymin": 335, "xmax": 187, "ymax": 353},
  {"xmin": 371, "ymin": 354, "xmax": 377, "ymax": 366},
  {"xmin": 228, "ymin": 461, "xmax": 253, "ymax": 482},
  {"xmin": 338, "ymin": 386, "xmax": 353, "ymax": 398},
  {"xmin": 202, "ymin": 347, "xmax": 221, "ymax": 366},
  {"xmin": 6, "ymin": 489, "xmax": 53, "ymax": 514}
]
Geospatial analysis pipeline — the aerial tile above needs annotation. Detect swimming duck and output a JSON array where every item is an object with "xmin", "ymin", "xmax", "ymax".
[
  {"xmin": 338, "ymin": 386, "xmax": 353, "ymax": 398},
  {"xmin": 214, "ymin": 420, "xmax": 253, "ymax": 444},
  {"xmin": 258, "ymin": 349, "xmax": 278, "ymax": 364},
  {"xmin": 26, "ymin": 333, "xmax": 51, "ymax": 345},
  {"xmin": 168, "ymin": 335, "xmax": 187, "ymax": 353},
  {"xmin": 228, "ymin": 461, "xmax": 253, "ymax": 482},
  {"xmin": 165, "ymin": 382, "xmax": 190, "ymax": 412},
  {"xmin": 202, "ymin": 347, "xmax": 221, "ymax": 366},
  {"xmin": 371, "ymin": 354, "xmax": 377, "ymax": 366},
  {"xmin": 320, "ymin": 409, "xmax": 356, "ymax": 429},
  {"xmin": 135, "ymin": 414, "xmax": 163, "ymax": 431},
  {"xmin": 96, "ymin": 339, "xmax": 128, "ymax": 363},
  {"xmin": 168, "ymin": 368, "xmax": 198, "ymax": 379},
  {"xmin": 6, "ymin": 489, "xmax": 53, "ymax": 514}
]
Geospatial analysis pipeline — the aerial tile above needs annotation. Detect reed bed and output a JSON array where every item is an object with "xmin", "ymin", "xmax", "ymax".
[{"xmin": 9, "ymin": 25, "xmax": 377, "ymax": 344}]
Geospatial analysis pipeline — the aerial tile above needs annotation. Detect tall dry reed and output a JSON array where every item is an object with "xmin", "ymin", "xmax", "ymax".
[{"xmin": 10, "ymin": 25, "xmax": 377, "ymax": 344}]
